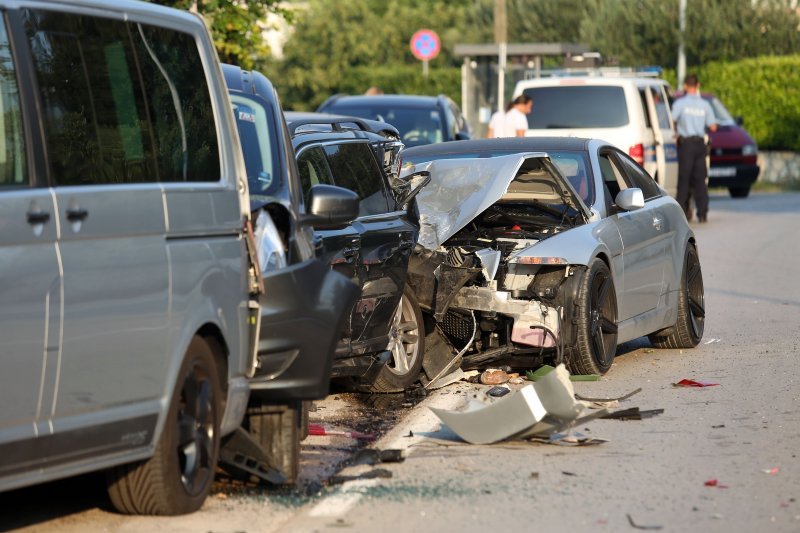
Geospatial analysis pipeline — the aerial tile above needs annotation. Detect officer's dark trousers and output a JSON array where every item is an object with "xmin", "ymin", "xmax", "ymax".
[{"xmin": 677, "ymin": 137, "xmax": 708, "ymax": 219}]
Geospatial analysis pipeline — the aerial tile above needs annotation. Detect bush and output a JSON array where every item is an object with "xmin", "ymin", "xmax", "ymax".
[{"xmin": 688, "ymin": 55, "xmax": 800, "ymax": 151}]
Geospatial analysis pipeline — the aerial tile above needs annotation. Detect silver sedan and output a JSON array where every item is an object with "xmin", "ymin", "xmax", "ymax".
[{"xmin": 401, "ymin": 137, "xmax": 705, "ymax": 375}]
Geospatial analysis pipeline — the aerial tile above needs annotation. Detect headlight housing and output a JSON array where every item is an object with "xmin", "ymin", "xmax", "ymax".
[{"xmin": 742, "ymin": 144, "xmax": 758, "ymax": 156}]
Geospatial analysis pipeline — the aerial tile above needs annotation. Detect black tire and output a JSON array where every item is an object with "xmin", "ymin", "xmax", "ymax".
[
  {"xmin": 565, "ymin": 258, "xmax": 618, "ymax": 375},
  {"xmin": 649, "ymin": 242, "xmax": 705, "ymax": 349},
  {"xmin": 107, "ymin": 336, "xmax": 222, "ymax": 515},
  {"xmin": 368, "ymin": 285, "xmax": 425, "ymax": 392},
  {"xmin": 729, "ymin": 186, "xmax": 750, "ymax": 198},
  {"xmin": 247, "ymin": 402, "xmax": 302, "ymax": 484}
]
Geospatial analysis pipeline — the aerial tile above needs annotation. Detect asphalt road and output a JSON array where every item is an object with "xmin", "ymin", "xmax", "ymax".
[{"xmin": 3, "ymin": 191, "xmax": 799, "ymax": 533}]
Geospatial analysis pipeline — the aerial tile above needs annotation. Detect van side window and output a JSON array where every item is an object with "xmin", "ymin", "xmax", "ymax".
[
  {"xmin": 24, "ymin": 10, "xmax": 220, "ymax": 186},
  {"xmin": 0, "ymin": 23, "xmax": 26, "ymax": 186},
  {"xmin": 651, "ymin": 87, "xmax": 672, "ymax": 129}
]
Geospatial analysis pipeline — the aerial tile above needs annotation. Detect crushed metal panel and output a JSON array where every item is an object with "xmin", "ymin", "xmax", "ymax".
[
  {"xmin": 430, "ymin": 364, "xmax": 585, "ymax": 444},
  {"xmin": 407, "ymin": 249, "xmax": 480, "ymax": 320}
]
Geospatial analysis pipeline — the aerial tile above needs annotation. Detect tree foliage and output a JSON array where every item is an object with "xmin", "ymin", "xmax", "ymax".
[{"xmin": 148, "ymin": 0, "xmax": 290, "ymax": 69}]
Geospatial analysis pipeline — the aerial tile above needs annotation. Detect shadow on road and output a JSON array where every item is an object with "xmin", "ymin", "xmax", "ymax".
[{"xmin": 709, "ymin": 191, "xmax": 800, "ymax": 215}]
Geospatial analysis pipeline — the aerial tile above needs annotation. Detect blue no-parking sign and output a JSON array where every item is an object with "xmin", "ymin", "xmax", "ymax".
[{"xmin": 410, "ymin": 29, "xmax": 440, "ymax": 61}]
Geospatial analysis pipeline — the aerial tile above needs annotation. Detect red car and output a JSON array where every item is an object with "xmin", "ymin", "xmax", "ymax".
[{"xmin": 673, "ymin": 91, "xmax": 760, "ymax": 198}]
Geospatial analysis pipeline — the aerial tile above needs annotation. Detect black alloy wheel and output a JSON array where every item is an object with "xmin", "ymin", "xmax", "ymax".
[{"xmin": 177, "ymin": 362, "xmax": 217, "ymax": 495}]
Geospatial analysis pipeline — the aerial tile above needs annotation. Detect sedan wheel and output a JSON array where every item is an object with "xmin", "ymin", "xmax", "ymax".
[
  {"xmin": 649, "ymin": 243, "xmax": 704, "ymax": 348},
  {"xmin": 368, "ymin": 285, "xmax": 425, "ymax": 392},
  {"xmin": 566, "ymin": 258, "xmax": 618, "ymax": 375}
]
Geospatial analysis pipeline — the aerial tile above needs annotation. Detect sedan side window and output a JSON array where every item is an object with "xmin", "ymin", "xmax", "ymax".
[
  {"xmin": 0, "ymin": 22, "xmax": 26, "ymax": 187},
  {"xmin": 297, "ymin": 146, "xmax": 334, "ymax": 205},
  {"xmin": 617, "ymin": 155, "xmax": 662, "ymax": 200},
  {"xmin": 599, "ymin": 153, "xmax": 628, "ymax": 213},
  {"xmin": 324, "ymin": 142, "xmax": 390, "ymax": 216}
]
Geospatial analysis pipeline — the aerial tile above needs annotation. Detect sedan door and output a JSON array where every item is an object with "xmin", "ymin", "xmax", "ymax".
[{"xmin": 599, "ymin": 150, "xmax": 666, "ymax": 321}]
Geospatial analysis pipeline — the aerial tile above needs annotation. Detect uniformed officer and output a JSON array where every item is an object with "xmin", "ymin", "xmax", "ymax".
[{"xmin": 671, "ymin": 74, "xmax": 717, "ymax": 222}]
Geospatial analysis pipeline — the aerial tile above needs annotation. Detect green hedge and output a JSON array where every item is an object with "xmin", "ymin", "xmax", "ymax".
[{"xmin": 673, "ymin": 55, "xmax": 800, "ymax": 151}]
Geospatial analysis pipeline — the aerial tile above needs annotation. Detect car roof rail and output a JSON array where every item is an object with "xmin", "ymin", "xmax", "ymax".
[
  {"xmin": 524, "ymin": 65, "xmax": 663, "ymax": 80},
  {"xmin": 288, "ymin": 117, "xmax": 374, "ymax": 137}
]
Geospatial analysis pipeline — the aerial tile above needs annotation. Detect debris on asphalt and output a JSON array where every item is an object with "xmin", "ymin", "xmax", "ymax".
[
  {"xmin": 599, "ymin": 408, "xmax": 665, "ymax": 421},
  {"xmin": 308, "ymin": 424, "xmax": 376, "ymax": 440},
  {"xmin": 711, "ymin": 424, "xmax": 726, "ymax": 429},
  {"xmin": 584, "ymin": 399, "xmax": 619, "ymax": 409},
  {"xmin": 704, "ymin": 479, "xmax": 729, "ymax": 488},
  {"xmin": 422, "ymin": 329, "xmax": 465, "ymax": 390},
  {"xmin": 430, "ymin": 364, "xmax": 606, "ymax": 444},
  {"xmin": 530, "ymin": 472, "xmax": 540, "ymax": 479},
  {"xmin": 530, "ymin": 432, "xmax": 607, "ymax": 446},
  {"xmin": 626, "ymin": 513, "xmax": 664, "ymax": 530},
  {"xmin": 480, "ymin": 368, "xmax": 510, "ymax": 385},
  {"xmin": 350, "ymin": 448, "xmax": 405, "ymax": 466},
  {"xmin": 509, "ymin": 376, "xmax": 526, "ymax": 384},
  {"xmin": 526, "ymin": 364, "xmax": 601, "ymax": 382},
  {"xmin": 218, "ymin": 427, "xmax": 286, "ymax": 485},
  {"xmin": 575, "ymin": 387, "xmax": 643, "ymax": 403},
  {"xmin": 330, "ymin": 468, "xmax": 393, "ymax": 485},
  {"xmin": 486, "ymin": 386, "xmax": 511, "ymax": 398},
  {"xmin": 426, "ymin": 368, "xmax": 465, "ymax": 390},
  {"xmin": 704, "ymin": 338, "xmax": 721, "ymax": 344},
  {"xmin": 673, "ymin": 378, "xmax": 720, "ymax": 388},
  {"xmin": 762, "ymin": 467, "xmax": 780, "ymax": 475},
  {"xmin": 562, "ymin": 471, "xmax": 577, "ymax": 476}
]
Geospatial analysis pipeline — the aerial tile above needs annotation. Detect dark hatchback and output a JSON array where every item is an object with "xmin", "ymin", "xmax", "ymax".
[
  {"xmin": 285, "ymin": 115, "xmax": 426, "ymax": 393},
  {"xmin": 317, "ymin": 94, "xmax": 471, "ymax": 148}
]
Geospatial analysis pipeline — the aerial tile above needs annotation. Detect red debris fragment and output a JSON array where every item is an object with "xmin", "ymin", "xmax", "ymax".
[
  {"xmin": 673, "ymin": 379, "xmax": 720, "ymax": 388},
  {"xmin": 704, "ymin": 479, "xmax": 729, "ymax": 488},
  {"xmin": 307, "ymin": 423, "xmax": 376, "ymax": 440}
]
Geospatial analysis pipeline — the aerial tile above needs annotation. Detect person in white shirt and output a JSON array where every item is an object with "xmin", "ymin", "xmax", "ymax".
[
  {"xmin": 504, "ymin": 95, "xmax": 532, "ymax": 137},
  {"xmin": 487, "ymin": 101, "xmax": 512, "ymax": 138}
]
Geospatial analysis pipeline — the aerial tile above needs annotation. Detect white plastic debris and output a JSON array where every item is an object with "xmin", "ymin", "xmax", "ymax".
[{"xmin": 254, "ymin": 209, "xmax": 287, "ymax": 274}]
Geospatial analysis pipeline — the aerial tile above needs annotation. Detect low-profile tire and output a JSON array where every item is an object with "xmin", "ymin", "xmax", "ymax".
[
  {"xmin": 247, "ymin": 402, "xmax": 302, "ymax": 484},
  {"xmin": 729, "ymin": 186, "xmax": 750, "ymax": 198},
  {"xmin": 565, "ymin": 258, "xmax": 618, "ymax": 375},
  {"xmin": 649, "ymin": 242, "xmax": 705, "ymax": 349},
  {"xmin": 367, "ymin": 285, "xmax": 425, "ymax": 392},
  {"xmin": 107, "ymin": 336, "xmax": 222, "ymax": 515}
]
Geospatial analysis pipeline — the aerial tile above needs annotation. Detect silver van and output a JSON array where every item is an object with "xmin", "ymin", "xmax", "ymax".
[{"xmin": 0, "ymin": 0, "xmax": 257, "ymax": 515}]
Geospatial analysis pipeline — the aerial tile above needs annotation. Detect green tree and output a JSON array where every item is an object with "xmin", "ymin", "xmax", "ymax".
[
  {"xmin": 148, "ymin": 0, "xmax": 291, "ymax": 69},
  {"xmin": 462, "ymin": 0, "xmax": 592, "ymax": 44}
]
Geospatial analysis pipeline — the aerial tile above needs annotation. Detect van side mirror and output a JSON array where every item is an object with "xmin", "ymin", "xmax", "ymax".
[
  {"xmin": 615, "ymin": 188, "xmax": 645, "ymax": 211},
  {"xmin": 300, "ymin": 184, "xmax": 359, "ymax": 229},
  {"xmin": 455, "ymin": 131, "xmax": 471, "ymax": 141},
  {"xmin": 734, "ymin": 115, "xmax": 744, "ymax": 126}
]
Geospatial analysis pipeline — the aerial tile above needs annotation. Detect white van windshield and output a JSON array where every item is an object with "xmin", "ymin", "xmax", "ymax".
[{"xmin": 521, "ymin": 86, "xmax": 629, "ymax": 129}]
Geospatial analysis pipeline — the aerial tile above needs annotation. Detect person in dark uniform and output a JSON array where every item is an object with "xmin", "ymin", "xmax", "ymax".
[{"xmin": 671, "ymin": 74, "xmax": 717, "ymax": 222}]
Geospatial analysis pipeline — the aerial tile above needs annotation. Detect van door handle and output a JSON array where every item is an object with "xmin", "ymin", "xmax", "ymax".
[
  {"xmin": 66, "ymin": 208, "xmax": 88, "ymax": 222},
  {"xmin": 27, "ymin": 211, "xmax": 50, "ymax": 225}
]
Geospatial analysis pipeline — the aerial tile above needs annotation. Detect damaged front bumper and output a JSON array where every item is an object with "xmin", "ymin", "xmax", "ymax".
[{"xmin": 451, "ymin": 285, "xmax": 560, "ymax": 348}]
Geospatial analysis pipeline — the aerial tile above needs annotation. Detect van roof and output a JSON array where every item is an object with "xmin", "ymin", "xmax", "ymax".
[
  {"xmin": 515, "ymin": 76, "xmax": 669, "ymax": 90},
  {"xmin": 8, "ymin": 0, "xmax": 203, "ymax": 26}
]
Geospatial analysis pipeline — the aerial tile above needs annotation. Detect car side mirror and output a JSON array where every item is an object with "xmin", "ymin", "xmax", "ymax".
[
  {"xmin": 734, "ymin": 115, "xmax": 744, "ymax": 126},
  {"xmin": 301, "ymin": 184, "xmax": 359, "ymax": 229},
  {"xmin": 615, "ymin": 188, "xmax": 645, "ymax": 211},
  {"xmin": 394, "ymin": 170, "xmax": 431, "ymax": 208},
  {"xmin": 454, "ymin": 131, "xmax": 471, "ymax": 141}
]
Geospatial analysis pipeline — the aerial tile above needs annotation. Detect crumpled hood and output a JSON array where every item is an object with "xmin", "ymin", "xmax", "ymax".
[{"xmin": 402, "ymin": 153, "xmax": 587, "ymax": 250}]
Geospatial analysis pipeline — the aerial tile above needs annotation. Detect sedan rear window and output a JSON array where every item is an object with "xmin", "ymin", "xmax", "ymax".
[{"xmin": 521, "ymin": 86, "xmax": 629, "ymax": 129}]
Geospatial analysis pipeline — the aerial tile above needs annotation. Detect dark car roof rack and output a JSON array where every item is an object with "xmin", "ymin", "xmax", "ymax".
[{"xmin": 288, "ymin": 117, "xmax": 375, "ymax": 137}]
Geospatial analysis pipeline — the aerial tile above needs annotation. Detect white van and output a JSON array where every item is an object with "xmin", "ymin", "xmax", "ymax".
[{"xmin": 513, "ymin": 76, "xmax": 679, "ymax": 196}]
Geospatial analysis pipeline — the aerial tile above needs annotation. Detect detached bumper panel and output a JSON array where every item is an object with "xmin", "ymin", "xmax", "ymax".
[{"xmin": 250, "ymin": 259, "xmax": 359, "ymax": 402}]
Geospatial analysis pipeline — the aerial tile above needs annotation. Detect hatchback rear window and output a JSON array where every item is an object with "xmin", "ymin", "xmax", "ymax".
[{"xmin": 521, "ymin": 86, "xmax": 629, "ymax": 129}]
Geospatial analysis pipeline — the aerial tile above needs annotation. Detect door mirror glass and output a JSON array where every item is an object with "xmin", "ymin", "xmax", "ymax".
[
  {"xmin": 615, "ymin": 188, "xmax": 645, "ymax": 211},
  {"xmin": 734, "ymin": 115, "xmax": 744, "ymax": 126},
  {"xmin": 301, "ymin": 184, "xmax": 359, "ymax": 229}
]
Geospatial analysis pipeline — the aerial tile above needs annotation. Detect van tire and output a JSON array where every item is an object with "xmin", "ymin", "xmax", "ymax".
[
  {"xmin": 107, "ymin": 336, "xmax": 222, "ymax": 515},
  {"xmin": 729, "ymin": 186, "xmax": 750, "ymax": 198}
]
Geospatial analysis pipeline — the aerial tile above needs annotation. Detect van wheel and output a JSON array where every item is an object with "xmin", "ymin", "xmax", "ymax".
[
  {"xmin": 565, "ymin": 258, "xmax": 618, "ymax": 375},
  {"xmin": 368, "ymin": 286, "xmax": 425, "ymax": 392},
  {"xmin": 107, "ymin": 336, "xmax": 221, "ymax": 515},
  {"xmin": 247, "ymin": 402, "xmax": 302, "ymax": 484}
]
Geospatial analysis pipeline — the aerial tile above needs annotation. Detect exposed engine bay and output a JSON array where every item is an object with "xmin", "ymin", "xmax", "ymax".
[{"xmin": 405, "ymin": 153, "xmax": 590, "ymax": 369}]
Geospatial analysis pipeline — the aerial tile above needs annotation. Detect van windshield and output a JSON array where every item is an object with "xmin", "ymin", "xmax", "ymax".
[
  {"xmin": 706, "ymin": 96, "xmax": 735, "ymax": 125},
  {"xmin": 521, "ymin": 86, "xmax": 629, "ymax": 129}
]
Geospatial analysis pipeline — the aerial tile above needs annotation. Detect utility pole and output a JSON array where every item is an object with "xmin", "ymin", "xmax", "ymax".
[
  {"xmin": 494, "ymin": 0, "xmax": 507, "ymax": 113},
  {"xmin": 678, "ymin": 0, "xmax": 686, "ymax": 87}
]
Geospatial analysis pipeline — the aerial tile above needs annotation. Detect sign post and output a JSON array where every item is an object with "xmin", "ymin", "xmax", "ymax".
[{"xmin": 410, "ymin": 29, "xmax": 440, "ymax": 78}]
